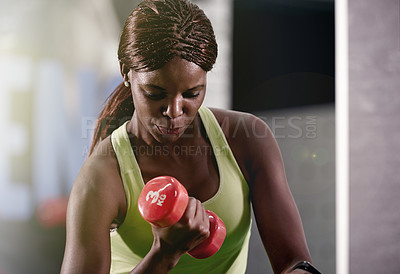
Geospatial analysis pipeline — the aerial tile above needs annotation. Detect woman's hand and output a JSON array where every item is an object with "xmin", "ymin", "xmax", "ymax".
[
  {"xmin": 151, "ymin": 197, "xmax": 210, "ymax": 256},
  {"xmin": 129, "ymin": 197, "xmax": 210, "ymax": 274}
]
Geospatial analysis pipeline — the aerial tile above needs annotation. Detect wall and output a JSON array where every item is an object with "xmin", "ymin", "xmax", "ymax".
[{"xmin": 349, "ymin": 0, "xmax": 400, "ymax": 273}]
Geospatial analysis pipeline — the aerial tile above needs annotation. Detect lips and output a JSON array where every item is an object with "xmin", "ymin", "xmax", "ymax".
[{"xmin": 157, "ymin": 126, "xmax": 182, "ymax": 136}]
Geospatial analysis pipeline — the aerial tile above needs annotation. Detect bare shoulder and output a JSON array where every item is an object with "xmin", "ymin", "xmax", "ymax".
[
  {"xmin": 208, "ymin": 107, "xmax": 274, "ymax": 148},
  {"xmin": 207, "ymin": 107, "xmax": 253, "ymax": 127},
  {"xmin": 207, "ymin": 107, "xmax": 277, "ymax": 182},
  {"xmin": 77, "ymin": 137, "xmax": 120, "ymax": 190},
  {"xmin": 208, "ymin": 107, "xmax": 269, "ymax": 137},
  {"xmin": 70, "ymin": 136, "xmax": 125, "ymax": 221}
]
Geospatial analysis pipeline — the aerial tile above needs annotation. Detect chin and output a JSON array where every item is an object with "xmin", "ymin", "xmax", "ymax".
[{"xmin": 157, "ymin": 132, "xmax": 184, "ymax": 144}]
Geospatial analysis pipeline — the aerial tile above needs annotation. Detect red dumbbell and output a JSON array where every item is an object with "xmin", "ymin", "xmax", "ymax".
[{"xmin": 138, "ymin": 176, "xmax": 226, "ymax": 259}]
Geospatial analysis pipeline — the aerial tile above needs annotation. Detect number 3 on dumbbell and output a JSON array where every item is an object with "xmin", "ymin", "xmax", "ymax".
[{"xmin": 146, "ymin": 190, "xmax": 167, "ymax": 206}]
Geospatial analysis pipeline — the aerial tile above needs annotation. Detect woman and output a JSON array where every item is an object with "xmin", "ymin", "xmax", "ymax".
[{"xmin": 61, "ymin": 0, "xmax": 320, "ymax": 273}]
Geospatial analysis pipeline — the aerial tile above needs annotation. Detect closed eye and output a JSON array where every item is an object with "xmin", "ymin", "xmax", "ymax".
[
  {"xmin": 182, "ymin": 85, "xmax": 204, "ymax": 99},
  {"xmin": 143, "ymin": 90, "xmax": 166, "ymax": 100},
  {"xmin": 182, "ymin": 92, "xmax": 200, "ymax": 98}
]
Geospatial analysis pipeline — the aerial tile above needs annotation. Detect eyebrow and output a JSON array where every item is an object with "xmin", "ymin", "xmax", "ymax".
[
  {"xmin": 187, "ymin": 85, "xmax": 205, "ymax": 91},
  {"xmin": 141, "ymin": 84, "xmax": 205, "ymax": 91},
  {"xmin": 141, "ymin": 84, "xmax": 166, "ymax": 91}
]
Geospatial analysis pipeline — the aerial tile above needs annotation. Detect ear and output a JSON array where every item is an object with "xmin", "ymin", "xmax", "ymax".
[{"xmin": 119, "ymin": 62, "xmax": 130, "ymax": 80}]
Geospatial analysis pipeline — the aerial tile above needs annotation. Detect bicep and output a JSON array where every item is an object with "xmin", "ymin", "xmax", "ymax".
[
  {"xmin": 61, "ymin": 160, "xmax": 123, "ymax": 274},
  {"xmin": 247, "ymin": 117, "xmax": 311, "ymax": 273}
]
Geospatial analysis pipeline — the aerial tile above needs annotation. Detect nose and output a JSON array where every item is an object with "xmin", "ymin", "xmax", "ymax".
[{"xmin": 163, "ymin": 96, "xmax": 183, "ymax": 119}]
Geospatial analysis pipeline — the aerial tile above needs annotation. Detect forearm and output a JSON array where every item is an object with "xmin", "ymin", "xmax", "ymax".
[{"xmin": 129, "ymin": 238, "xmax": 185, "ymax": 274}]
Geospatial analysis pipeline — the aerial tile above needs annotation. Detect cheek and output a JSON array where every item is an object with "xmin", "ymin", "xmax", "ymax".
[
  {"xmin": 132, "ymin": 92, "xmax": 157, "ymax": 112},
  {"xmin": 188, "ymin": 94, "xmax": 205, "ymax": 112},
  {"xmin": 188, "ymin": 100, "xmax": 202, "ymax": 113}
]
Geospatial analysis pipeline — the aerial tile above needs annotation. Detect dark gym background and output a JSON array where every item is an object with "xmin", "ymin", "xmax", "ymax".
[{"xmin": 233, "ymin": 0, "xmax": 334, "ymax": 112}]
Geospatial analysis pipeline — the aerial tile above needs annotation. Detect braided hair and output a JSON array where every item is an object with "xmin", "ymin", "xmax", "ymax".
[{"xmin": 89, "ymin": 0, "xmax": 217, "ymax": 155}]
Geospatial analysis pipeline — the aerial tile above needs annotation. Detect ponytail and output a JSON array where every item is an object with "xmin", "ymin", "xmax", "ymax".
[
  {"xmin": 88, "ymin": 0, "xmax": 218, "ymax": 156},
  {"xmin": 88, "ymin": 82, "xmax": 134, "ymax": 155}
]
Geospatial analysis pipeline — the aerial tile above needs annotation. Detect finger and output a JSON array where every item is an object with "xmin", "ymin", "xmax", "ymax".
[
  {"xmin": 196, "ymin": 201, "xmax": 209, "ymax": 230},
  {"xmin": 180, "ymin": 197, "xmax": 197, "ymax": 223},
  {"xmin": 194, "ymin": 200, "xmax": 210, "ymax": 238}
]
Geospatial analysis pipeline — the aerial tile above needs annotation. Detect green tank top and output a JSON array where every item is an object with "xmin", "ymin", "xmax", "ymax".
[{"xmin": 110, "ymin": 106, "xmax": 252, "ymax": 273}]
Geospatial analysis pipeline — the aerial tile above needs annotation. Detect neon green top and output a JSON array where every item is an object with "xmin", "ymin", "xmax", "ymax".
[{"xmin": 110, "ymin": 106, "xmax": 252, "ymax": 274}]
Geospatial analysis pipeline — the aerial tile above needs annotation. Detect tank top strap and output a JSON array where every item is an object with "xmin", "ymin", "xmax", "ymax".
[
  {"xmin": 110, "ymin": 121, "xmax": 144, "ymax": 215},
  {"xmin": 198, "ymin": 106, "xmax": 246, "ymax": 182}
]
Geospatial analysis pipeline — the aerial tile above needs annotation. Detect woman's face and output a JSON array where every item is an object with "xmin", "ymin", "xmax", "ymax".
[{"xmin": 128, "ymin": 56, "xmax": 207, "ymax": 144}]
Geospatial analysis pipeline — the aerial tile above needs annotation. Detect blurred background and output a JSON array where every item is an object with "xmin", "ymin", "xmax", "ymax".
[{"xmin": 0, "ymin": 0, "xmax": 335, "ymax": 273}]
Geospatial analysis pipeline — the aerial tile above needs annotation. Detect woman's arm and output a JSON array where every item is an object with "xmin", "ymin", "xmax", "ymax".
[
  {"xmin": 60, "ymin": 142, "xmax": 125, "ymax": 273},
  {"xmin": 61, "ymin": 139, "xmax": 210, "ymax": 274},
  {"xmin": 211, "ymin": 108, "xmax": 318, "ymax": 273},
  {"xmin": 235, "ymin": 113, "xmax": 313, "ymax": 273}
]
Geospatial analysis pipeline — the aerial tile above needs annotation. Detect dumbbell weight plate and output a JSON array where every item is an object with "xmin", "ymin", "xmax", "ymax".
[
  {"xmin": 188, "ymin": 210, "xmax": 226, "ymax": 259},
  {"xmin": 138, "ymin": 176, "xmax": 189, "ymax": 227}
]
